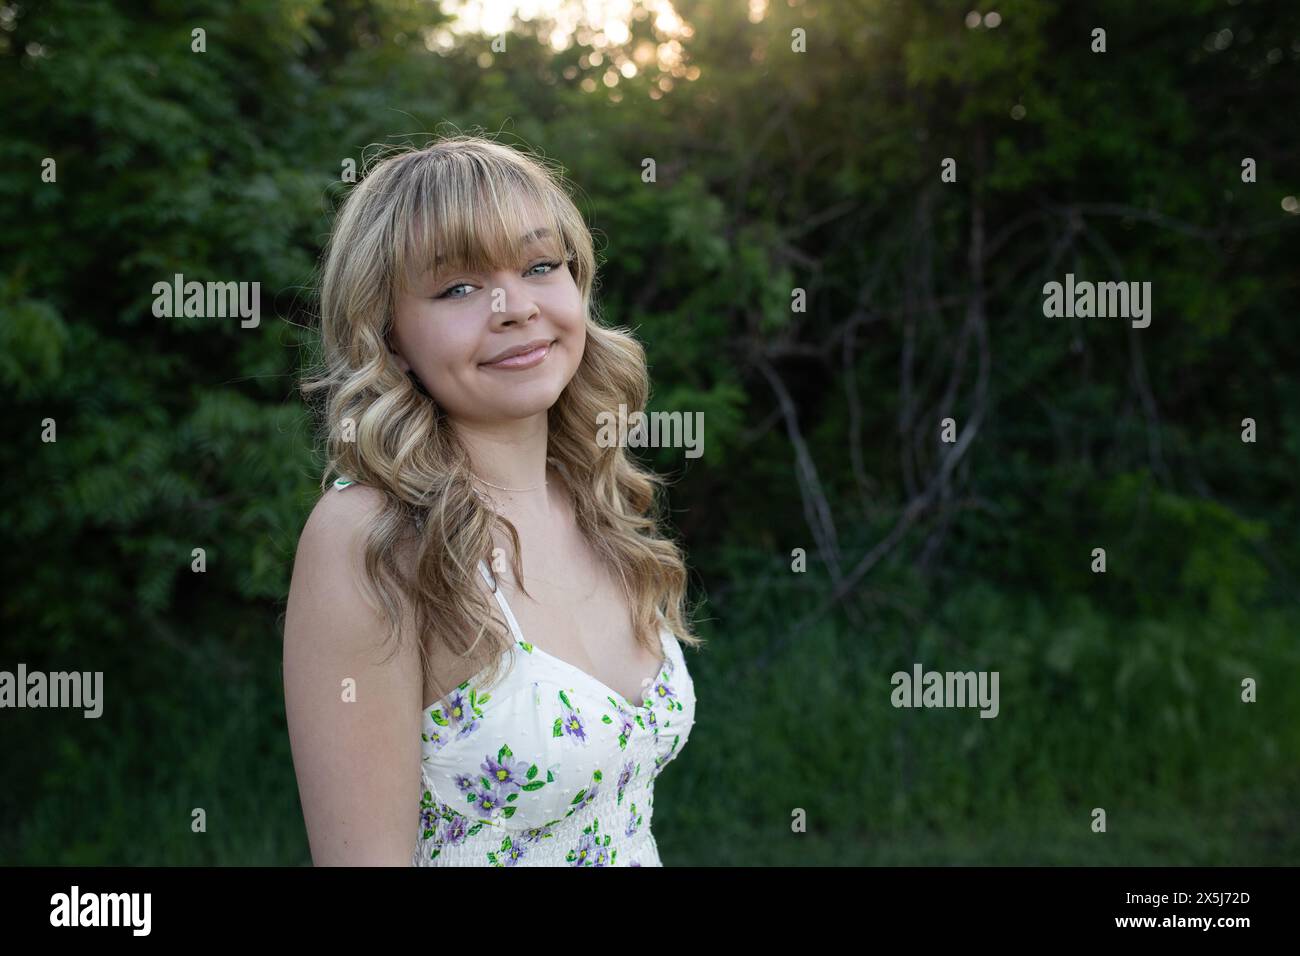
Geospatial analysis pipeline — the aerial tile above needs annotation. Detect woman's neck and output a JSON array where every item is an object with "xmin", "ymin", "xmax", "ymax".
[{"xmin": 455, "ymin": 414, "xmax": 550, "ymax": 491}]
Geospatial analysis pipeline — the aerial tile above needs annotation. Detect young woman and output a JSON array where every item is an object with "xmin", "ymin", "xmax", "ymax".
[{"xmin": 283, "ymin": 134, "xmax": 700, "ymax": 866}]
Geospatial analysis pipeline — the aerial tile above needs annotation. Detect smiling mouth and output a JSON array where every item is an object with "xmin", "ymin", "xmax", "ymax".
[{"xmin": 479, "ymin": 340, "xmax": 556, "ymax": 369}]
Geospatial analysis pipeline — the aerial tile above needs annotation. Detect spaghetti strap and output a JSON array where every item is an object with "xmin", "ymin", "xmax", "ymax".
[
  {"xmin": 333, "ymin": 478, "xmax": 522, "ymax": 646},
  {"xmin": 478, "ymin": 559, "xmax": 526, "ymax": 644}
]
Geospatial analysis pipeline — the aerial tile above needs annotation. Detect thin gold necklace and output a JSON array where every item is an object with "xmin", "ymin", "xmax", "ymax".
[{"xmin": 470, "ymin": 474, "xmax": 548, "ymax": 492}]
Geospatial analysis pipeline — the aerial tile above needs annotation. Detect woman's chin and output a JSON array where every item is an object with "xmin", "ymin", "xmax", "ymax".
[{"xmin": 488, "ymin": 389, "xmax": 567, "ymax": 420}]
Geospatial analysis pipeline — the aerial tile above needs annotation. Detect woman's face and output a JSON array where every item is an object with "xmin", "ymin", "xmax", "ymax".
[{"xmin": 388, "ymin": 218, "xmax": 585, "ymax": 425}]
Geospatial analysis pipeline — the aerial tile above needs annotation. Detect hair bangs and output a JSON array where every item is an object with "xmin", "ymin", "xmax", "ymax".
[{"xmin": 394, "ymin": 155, "xmax": 573, "ymax": 297}]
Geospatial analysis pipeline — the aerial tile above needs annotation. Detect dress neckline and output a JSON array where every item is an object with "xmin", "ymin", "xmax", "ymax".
[
  {"xmin": 476, "ymin": 559, "xmax": 669, "ymax": 713},
  {"xmin": 525, "ymin": 631, "xmax": 670, "ymax": 713}
]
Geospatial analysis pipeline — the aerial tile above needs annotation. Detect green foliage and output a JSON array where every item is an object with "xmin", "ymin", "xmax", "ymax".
[{"xmin": 2, "ymin": 0, "xmax": 1297, "ymax": 864}]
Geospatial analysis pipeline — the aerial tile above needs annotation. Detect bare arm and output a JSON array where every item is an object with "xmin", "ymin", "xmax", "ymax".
[{"xmin": 283, "ymin": 485, "xmax": 422, "ymax": 866}]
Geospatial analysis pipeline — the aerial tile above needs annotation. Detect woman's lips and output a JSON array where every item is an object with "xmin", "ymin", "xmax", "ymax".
[{"xmin": 479, "ymin": 341, "xmax": 554, "ymax": 370}]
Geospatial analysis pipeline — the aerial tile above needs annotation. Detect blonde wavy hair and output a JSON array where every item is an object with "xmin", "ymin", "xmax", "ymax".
[{"xmin": 299, "ymin": 132, "xmax": 700, "ymax": 703}]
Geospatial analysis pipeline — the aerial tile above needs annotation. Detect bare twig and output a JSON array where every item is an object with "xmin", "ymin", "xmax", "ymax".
[
  {"xmin": 1076, "ymin": 221, "xmax": 1171, "ymax": 485},
  {"xmin": 752, "ymin": 352, "xmax": 847, "ymax": 588}
]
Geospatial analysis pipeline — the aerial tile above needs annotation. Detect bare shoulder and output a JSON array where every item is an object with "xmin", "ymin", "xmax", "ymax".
[
  {"xmin": 290, "ymin": 483, "xmax": 384, "ymax": 613},
  {"xmin": 283, "ymin": 480, "xmax": 423, "ymax": 865},
  {"xmin": 303, "ymin": 481, "xmax": 388, "ymax": 546}
]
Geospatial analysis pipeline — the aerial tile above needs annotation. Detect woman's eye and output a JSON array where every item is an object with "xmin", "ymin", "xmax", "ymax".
[
  {"xmin": 435, "ymin": 282, "xmax": 473, "ymax": 300},
  {"xmin": 527, "ymin": 259, "xmax": 562, "ymax": 277},
  {"xmin": 435, "ymin": 261, "xmax": 561, "ymax": 300}
]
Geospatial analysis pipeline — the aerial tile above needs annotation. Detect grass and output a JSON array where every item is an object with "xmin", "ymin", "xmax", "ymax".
[
  {"xmin": 653, "ymin": 582, "xmax": 1300, "ymax": 867},
  {"xmin": 3, "ymin": 582, "xmax": 1297, "ymax": 866}
]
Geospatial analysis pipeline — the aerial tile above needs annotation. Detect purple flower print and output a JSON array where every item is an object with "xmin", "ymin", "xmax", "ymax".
[
  {"xmin": 445, "ymin": 691, "xmax": 480, "ymax": 739},
  {"xmin": 625, "ymin": 805, "xmax": 640, "ymax": 838},
  {"xmin": 503, "ymin": 842, "xmax": 527, "ymax": 866},
  {"xmin": 445, "ymin": 691, "xmax": 472, "ymax": 726},
  {"xmin": 616, "ymin": 707, "xmax": 635, "ymax": 739},
  {"xmin": 561, "ymin": 707, "xmax": 587, "ymax": 743},
  {"xmin": 521, "ymin": 823, "xmax": 555, "ymax": 844},
  {"xmin": 592, "ymin": 843, "xmax": 611, "ymax": 867},
  {"xmin": 630, "ymin": 861, "xmax": 641, "ymax": 867},
  {"xmin": 576, "ymin": 782, "xmax": 601, "ymax": 810},
  {"xmin": 650, "ymin": 679, "xmax": 675, "ymax": 705},
  {"xmin": 617, "ymin": 760, "xmax": 634, "ymax": 800},
  {"xmin": 453, "ymin": 773, "xmax": 476, "ymax": 793},
  {"xmin": 419, "ymin": 807, "xmax": 437, "ymax": 836},
  {"xmin": 441, "ymin": 814, "xmax": 469, "ymax": 845},
  {"xmin": 481, "ymin": 754, "xmax": 531, "ymax": 794},
  {"xmin": 470, "ymin": 785, "xmax": 509, "ymax": 820},
  {"xmin": 569, "ymin": 832, "xmax": 598, "ymax": 866}
]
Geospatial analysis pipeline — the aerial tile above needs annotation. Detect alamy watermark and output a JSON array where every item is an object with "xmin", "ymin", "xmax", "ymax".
[
  {"xmin": 0, "ymin": 664, "xmax": 102, "ymax": 718},
  {"xmin": 890, "ymin": 663, "xmax": 999, "ymax": 718},
  {"xmin": 595, "ymin": 403, "xmax": 703, "ymax": 459},
  {"xmin": 1042, "ymin": 273, "xmax": 1151, "ymax": 328},
  {"xmin": 152, "ymin": 273, "xmax": 260, "ymax": 327},
  {"xmin": 50, "ymin": 885, "xmax": 150, "ymax": 935}
]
